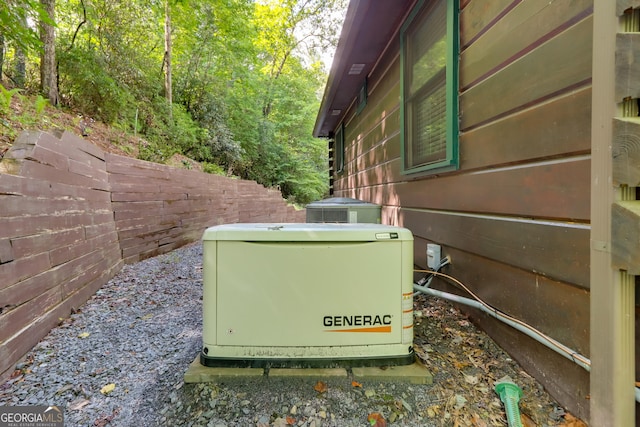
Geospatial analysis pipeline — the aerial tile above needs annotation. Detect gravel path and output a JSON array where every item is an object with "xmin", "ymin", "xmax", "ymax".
[
  {"xmin": 0, "ymin": 242, "xmax": 573, "ymax": 426},
  {"xmin": 0, "ymin": 243, "xmax": 203, "ymax": 426}
]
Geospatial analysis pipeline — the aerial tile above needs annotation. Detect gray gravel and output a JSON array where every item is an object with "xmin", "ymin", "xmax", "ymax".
[
  {"xmin": 0, "ymin": 243, "xmax": 439, "ymax": 426},
  {"xmin": 1, "ymin": 243, "xmax": 203, "ymax": 426}
]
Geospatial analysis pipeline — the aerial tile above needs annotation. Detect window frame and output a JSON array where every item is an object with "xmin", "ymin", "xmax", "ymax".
[{"xmin": 400, "ymin": 0, "xmax": 459, "ymax": 175}]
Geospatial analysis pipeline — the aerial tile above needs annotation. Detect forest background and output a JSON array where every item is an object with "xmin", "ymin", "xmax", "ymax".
[{"xmin": 0, "ymin": 0, "xmax": 346, "ymax": 205}]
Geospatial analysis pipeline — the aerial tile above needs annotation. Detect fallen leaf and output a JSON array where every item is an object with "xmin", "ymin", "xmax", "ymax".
[
  {"xmin": 471, "ymin": 413, "xmax": 488, "ymax": 427},
  {"xmin": 452, "ymin": 394, "xmax": 467, "ymax": 410},
  {"xmin": 69, "ymin": 398, "xmax": 90, "ymax": 411},
  {"xmin": 78, "ymin": 332, "xmax": 90, "ymax": 339},
  {"xmin": 55, "ymin": 384, "xmax": 74, "ymax": 395},
  {"xmin": 140, "ymin": 313, "xmax": 153, "ymax": 320},
  {"xmin": 100, "ymin": 383, "xmax": 115, "ymax": 395},
  {"xmin": 560, "ymin": 412, "xmax": 588, "ymax": 427},
  {"xmin": 464, "ymin": 374, "xmax": 479, "ymax": 385},
  {"xmin": 367, "ymin": 412, "xmax": 387, "ymax": 427},
  {"xmin": 93, "ymin": 408, "xmax": 119, "ymax": 427},
  {"xmin": 453, "ymin": 360, "xmax": 470, "ymax": 370},
  {"xmin": 313, "ymin": 381, "xmax": 328, "ymax": 393},
  {"xmin": 520, "ymin": 413, "xmax": 537, "ymax": 427},
  {"xmin": 351, "ymin": 380, "xmax": 362, "ymax": 388},
  {"xmin": 426, "ymin": 405, "xmax": 440, "ymax": 417}
]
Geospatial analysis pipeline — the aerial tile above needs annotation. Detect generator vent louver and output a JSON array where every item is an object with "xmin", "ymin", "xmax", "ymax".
[{"xmin": 306, "ymin": 197, "xmax": 381, "ymax": 224}]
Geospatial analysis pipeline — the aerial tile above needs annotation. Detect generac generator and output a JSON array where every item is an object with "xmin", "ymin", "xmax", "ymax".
[{"xmin": 200, "ymin": 223, "xmax": 414, "ymax": 368}]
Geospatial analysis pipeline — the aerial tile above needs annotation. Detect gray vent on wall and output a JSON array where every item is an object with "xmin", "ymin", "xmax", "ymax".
[{"xmin": 306, "ymin": 197, "xmax": 381, "ymax": 224}]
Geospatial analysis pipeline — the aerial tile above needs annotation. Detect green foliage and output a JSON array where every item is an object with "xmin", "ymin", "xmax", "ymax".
[
  {"xmin": 0, "ymin": 84, "xmax": 21, "ymax": 115},
  {"xmin": 138, "ymin": 99, "xmax": 206, "ymax": 164},
  {"xmin": 187, "ymin": 92, "xmax": 243, "ymax": 170},
  {"xmin": 57, "ymin": 48, "xmax": 137, "ymax": 126},
  {"xmin": 4, "ymin": 0, "xmax": 343, "ymax": 205},
  {"xmin": 33, "ymin": 95, "xmax": 48, "ymax": 115},
  {"xmin": 202, "ymin": 162, "xmax": 226, "ymax": 175},
  {"xmin": 0, "ymin": 84, "xmax": 50, "ymax": 131},
  {"xmin": 0, "ymin": 0, "xmax": 52, "ymax": 52},
  {"xmin": 18, "ymin": 94, "xmax": 50, "ymax": 127}
]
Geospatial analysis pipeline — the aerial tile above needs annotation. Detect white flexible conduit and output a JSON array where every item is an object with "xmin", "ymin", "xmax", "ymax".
[{"xmin": 413, "ymin": 264, "xmax": 640, "ymax": 403}]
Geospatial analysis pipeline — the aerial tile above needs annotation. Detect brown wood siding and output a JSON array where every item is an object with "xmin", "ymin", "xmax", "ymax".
[
  {"xmin": 402, "ymin": 209, "xmax": 590, "ymax": 288},
  {"xmin": 459, "ymin": 0, "xmax": 513, "ymax": 49},
  {"xmin": 332, "ymin": 0, "xmax": 593, "ymax": 419},
  {"xmin": 460, "ymin": 87, "xmax": 592, "ymax": 171},
  {"xmin": 460, "ymin": 0, "xmax": 593, "ymax": 90},
  {"xmin": 460, "ymin": 15, "xmax": 593, "ymax": 130}
]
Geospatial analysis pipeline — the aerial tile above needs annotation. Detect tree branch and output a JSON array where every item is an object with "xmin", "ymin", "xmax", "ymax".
[{"xmin": 66, "ymin": 0, "xmax": 87, "ymax": 52}]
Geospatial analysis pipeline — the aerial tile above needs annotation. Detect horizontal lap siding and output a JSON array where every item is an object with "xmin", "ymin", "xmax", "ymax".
[
  {"xmin": 461, "ymin": 16, "xmax": 592, "ymax": 129},
  {"xmin": 460, "ymin": 0, "xmax": 593, "ymax": 90},
  {"xmin": 402, "ymin": 209, "xmax": 590, "ymax": 288},
  {"xmin": 461, "ymin": 1, "xmax": 592, "ymax": 418},
  {"xmin": 337, "ymin": 56, "xmax": 402, "ymax": 195},
  {"xmin": 335, "ymin": 0, "xmax": 593, "ymax": 419},
  {"xmin": 459, "ymin": 87, "xmax": 592, "ymax": 170}
]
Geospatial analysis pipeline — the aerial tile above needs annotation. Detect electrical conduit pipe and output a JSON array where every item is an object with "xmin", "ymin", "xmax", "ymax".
[{"xmin": 414, "ymin": 267, "xmax": 640, "ymax": 403}]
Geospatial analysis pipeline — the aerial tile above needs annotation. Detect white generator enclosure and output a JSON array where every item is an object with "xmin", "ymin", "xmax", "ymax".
[{"xmin": 201, "ymin": 223, "xmax": 414, "ymax": 368}]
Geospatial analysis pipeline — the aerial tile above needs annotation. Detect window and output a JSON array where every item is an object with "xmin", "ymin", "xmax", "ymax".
[
  {"xmin": 400, "ymin": 0, "xmax": 459, "ymax": 174},
  {"xmin": 334, "ymin": 122, "xmax": 344, "ymax": 174}
]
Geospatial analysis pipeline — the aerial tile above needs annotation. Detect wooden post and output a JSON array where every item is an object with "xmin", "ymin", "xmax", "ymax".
[{"xmin": 590, "ymin": 0, "xmax": 636, "ymax": 424}]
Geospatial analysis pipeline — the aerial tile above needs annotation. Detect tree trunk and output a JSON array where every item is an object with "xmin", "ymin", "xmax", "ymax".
[
  {"xmin": 0, "ymin": 34, "xmax": 4, "ymax": 84},
  {"xmin": 14, "ymin": 47, "xmax": 25, "ymax": 88},
  {"xmin": 164, "ymin": 0, "xmax": 172, "ymax": 118},
  {"xmin": 40, "ymin": 0, "xmax": 58, "ymax": 106}
]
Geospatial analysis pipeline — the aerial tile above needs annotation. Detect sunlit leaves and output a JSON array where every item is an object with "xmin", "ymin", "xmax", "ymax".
[
  {"xmin": 4, "ymin": 0, "xmax": 342, "ymax": 205},
  {"xmin": 0, "ymin": 0, "xmax": 51, "ymax": 52}
]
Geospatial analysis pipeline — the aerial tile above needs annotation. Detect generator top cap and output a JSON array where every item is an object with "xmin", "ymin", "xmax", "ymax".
[{"xmin": 202, "ymin": 222, "xmax": 413, "ymax": 242}]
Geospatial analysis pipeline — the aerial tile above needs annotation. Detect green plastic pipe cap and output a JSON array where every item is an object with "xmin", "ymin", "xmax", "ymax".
[{"xmin": 494, "ymin": 376, "xmax": 524, "ymax": 427}]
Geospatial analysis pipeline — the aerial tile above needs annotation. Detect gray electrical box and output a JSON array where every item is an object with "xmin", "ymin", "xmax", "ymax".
[{"xmin": 306, "ymin": 197, "xmax": 381, "ymax": 224}]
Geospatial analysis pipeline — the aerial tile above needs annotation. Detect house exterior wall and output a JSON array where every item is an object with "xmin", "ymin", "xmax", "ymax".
[{"xmin": 332, "ymin": 0, "xmax": 593, "ymax": 419}]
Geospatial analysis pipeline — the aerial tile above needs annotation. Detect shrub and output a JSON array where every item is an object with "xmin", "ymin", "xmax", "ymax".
[{"xmin": 58, "ymin": 49, "xmax": 137, "ymax": 126}]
